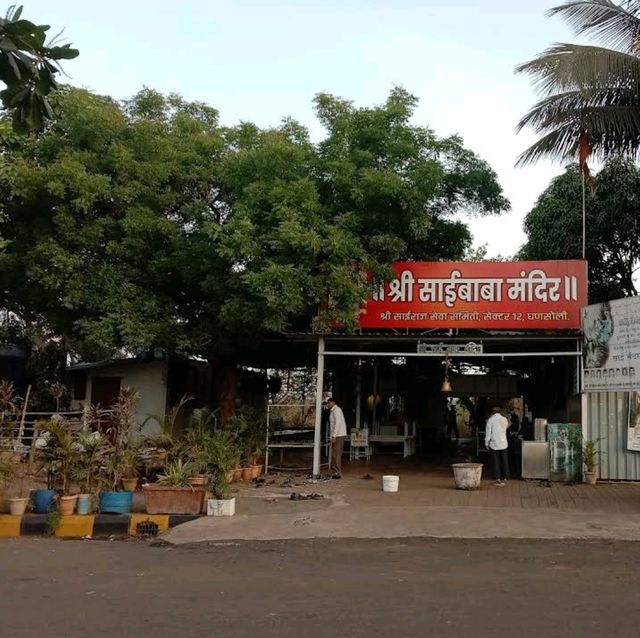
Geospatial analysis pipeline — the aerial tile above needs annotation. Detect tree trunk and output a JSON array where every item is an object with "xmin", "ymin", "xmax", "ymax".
[{"xmin": 212, "ymin": 358, "xmax": 238, "ymax": 424}]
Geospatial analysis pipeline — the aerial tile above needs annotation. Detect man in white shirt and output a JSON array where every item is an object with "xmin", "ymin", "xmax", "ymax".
[
  {"xmin": 485, "ymin": 406, "xmax": 510, "ymax": 486},
  {"xmin": 327, "ymin": 397, "xmax": 347, "ymax": 478}
]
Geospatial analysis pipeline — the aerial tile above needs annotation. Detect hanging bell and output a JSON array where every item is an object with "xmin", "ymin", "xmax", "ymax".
[{"xmin": 441, "ymin": 378, "xmax": 452, "ymax": 393}]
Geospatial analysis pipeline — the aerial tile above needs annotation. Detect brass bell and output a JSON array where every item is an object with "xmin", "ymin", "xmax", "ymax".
[{"xmin": 441, "ymin": 378, "xmax": 452, "ymax": 393}]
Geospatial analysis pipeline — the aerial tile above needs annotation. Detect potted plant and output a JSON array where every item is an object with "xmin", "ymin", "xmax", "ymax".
[
  {"xmin": 120, "ymin": 444, "xmax": 142, "ymax": 492},
  {"xmin": 0, "ymin": 454, "xmax": 25, "ymax": 515},
  {"xmin": 206, "ymin": 431, "xmax": 239, "ymax": 517},
  {"xmin": 141, "ymin": 396, "xmax": 192, "ymax": 470},
  {"xmin": 75, "ymin": 428, "xmax": 107, "ymax": 515},
  {"xmin": 250, "ymin": 438, "xmax": 265, "ymax": 479},
  {"xmin": 182, "ymin": 425, "xmax": 212, "ymax": 487},
  {"xmin": 583, "ymin": 438, "xmax": 601, "ymax": 485},
  {"xmin": 208, "ymin": 471, "xmax": 235, "ymax": 516},
  {"xmin": 231, "ymin": 411, "xmax": 265, "ymax": 481},
  {"xmin": 142, "ymin": 458, "xmax": 205, "ymax": 515},
  {"xmin": 31, "ymin": 427, "xmax": 57, "ymax": 514},
  {"xmin": 0, "ymin": 382, "xmax": 28, "ymax": 514},
  {"xmin": 38, "ymin": 418, "xmax": 81, "ymax": 515},
  {"xmin": 98, "ymin": 387, "xmax": 140, "ymax": 514}
]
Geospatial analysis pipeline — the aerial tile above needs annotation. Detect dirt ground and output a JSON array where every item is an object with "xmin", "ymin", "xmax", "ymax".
[{"xmin": 1, "ymin": 537, "xmax": 639, "ymax": 638}]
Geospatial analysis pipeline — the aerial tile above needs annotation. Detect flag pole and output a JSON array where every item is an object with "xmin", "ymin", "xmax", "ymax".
[{"xmin": 582, "ymin": 171, "xmax": 586, "ymax": 260}]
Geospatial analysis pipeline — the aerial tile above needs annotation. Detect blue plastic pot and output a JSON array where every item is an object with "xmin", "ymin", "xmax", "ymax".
[
  {"xmin": 99, "ymin": 491, "xmax": 133, "ymax": 514},
  {"xmin": 76, "ymin": 494, "xmax": 93, "ymax": 515},
  {"xmin": 32, "ymin": 489, "xmax": 56, "ymax": 513}
]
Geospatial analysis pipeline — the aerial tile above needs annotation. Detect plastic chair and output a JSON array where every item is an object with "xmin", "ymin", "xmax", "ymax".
[{"xmin": 350, "ymin": 428, "xmax": 371, "ymax": 461}]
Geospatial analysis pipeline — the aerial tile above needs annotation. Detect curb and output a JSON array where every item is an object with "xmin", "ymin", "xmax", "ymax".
[{"xmin": 0, "ymin": 513, "xmax": 201, "ymax": 539}]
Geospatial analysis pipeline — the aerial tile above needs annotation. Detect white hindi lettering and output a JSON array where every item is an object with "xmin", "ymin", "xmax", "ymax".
[
  {"xmin": 378, "ymin": 268, "xmax": 579, "ymax": 306},
  {"xmin": 564, "ymin": 275, "xmax": 578, "ymax": 301},
  {"xmin": 388, "ymin": 270, "xmax": 415, "ymax": 303},
  {"xmin": 507, "ymin": 269, "xmax": 564, "ymax": 303}
]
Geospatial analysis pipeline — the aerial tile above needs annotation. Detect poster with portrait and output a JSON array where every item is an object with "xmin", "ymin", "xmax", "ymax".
[
  {"xmin": 582, "ymin": 297, "xmax": 640, "ymax": 392},
  {"xmin": 628, "ymin": 393, "xmax": 640, "ymax": 452}
]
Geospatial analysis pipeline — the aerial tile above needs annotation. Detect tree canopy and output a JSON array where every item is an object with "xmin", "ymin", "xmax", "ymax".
[
  {"xmin": 0, "ymin": 86, "xmax": 508, "ymax": 363},
  {"xmin": 0, "ymin": 5, "xmax": 78, "ymax": 132},
  {"xmin": 516, "ymin": 0, "xmax": 640, "ymax": 165},
  {"xmin": 519, "ymin": 158, "xmax": 640, "ymax": 301}
]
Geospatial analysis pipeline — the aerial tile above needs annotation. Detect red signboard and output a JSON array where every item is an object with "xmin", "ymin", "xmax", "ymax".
[{"xmin": 358, "ymin": 260, "xmax": 587, "ymax": 330}]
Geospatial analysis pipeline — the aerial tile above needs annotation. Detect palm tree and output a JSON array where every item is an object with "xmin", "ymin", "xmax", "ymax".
[{"xmin": 516, "ymin": 1, "xmax": 640, "ymax": 166}]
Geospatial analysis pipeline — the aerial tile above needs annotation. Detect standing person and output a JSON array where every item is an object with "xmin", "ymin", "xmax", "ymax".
[
  {"xmin": 509, "ymin": 412, "xmax": 520, "ymax": 435},
  {"xmin": 327, "ymin": 397, "xmax": 347, "ymax": 478},
  {"xmin": 485, "ymin": 406, "xmax": 509, "ymax": 486}
]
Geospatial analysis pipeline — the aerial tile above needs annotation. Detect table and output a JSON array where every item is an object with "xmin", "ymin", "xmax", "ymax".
[
  {"xmin": 368, "ymin": 434, "xmax": 416, "ymax": 459},
  {"xmin": 368, "ymin": 421, "xmax": 417, "ymax": 459}
]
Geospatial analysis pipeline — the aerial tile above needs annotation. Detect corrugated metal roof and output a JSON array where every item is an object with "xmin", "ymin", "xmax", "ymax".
[{"xmin": 67, "ymin": 358, "xmax": 154, "ymax": 372}]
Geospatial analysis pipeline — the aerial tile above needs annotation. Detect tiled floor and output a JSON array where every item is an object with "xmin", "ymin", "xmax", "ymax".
[{"xmin": 258, "ymin": 458, "xmax": 640, "ymax": 514}]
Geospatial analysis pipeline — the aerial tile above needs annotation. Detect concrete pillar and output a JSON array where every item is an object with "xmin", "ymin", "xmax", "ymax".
[{"xmin": 312, "ymin": 336, "xmax": 325, "ymax": 477}]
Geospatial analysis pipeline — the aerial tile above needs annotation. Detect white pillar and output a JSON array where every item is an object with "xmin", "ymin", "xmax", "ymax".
[
  {"xmin": 312, "ymin": 336, "xmax": 325, "ymax": 477},
  {"xmin": 372, "ymin": 361, "xmax": 378, "ymax": 432},
  {"xmin": 355, "ymin": 363, "xmax": 361, "ymax": 429},
  {"xmin": 580, "ymin": 352, "xmax": 589, "ymax": 440}
]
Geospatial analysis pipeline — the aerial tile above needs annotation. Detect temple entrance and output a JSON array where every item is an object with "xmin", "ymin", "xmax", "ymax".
[{"xmin": 315, "ymin": 334, "xmax": 582, "ymax": 476}]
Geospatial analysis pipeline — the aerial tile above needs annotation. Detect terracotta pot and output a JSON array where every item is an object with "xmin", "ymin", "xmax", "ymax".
[
  {"xmin": 584, "ymin": 470, "xmax": 598, "ymax": 485},
  {"xmin": 188, "ymin": 475, "xmax": 208, "ymax": 488},
  {"xmin": 241, "ymin": 467, "xmax": 253, "ymax": 482},
  {"xmin": 9, "ymin": 497, "xmax": 28, "ymax": 516},
  {"xmin": 233, "ymin": 468, "xmax": 243, "ymax": 482},
  {"xmin": 122, "ymin": 477, "xmax": 138, "ymax": 492},
  {"xmin": 142, "ymin": 485, "xmax": 205, "ymax": 515},
  {"xmin": 250, "ymin": 465, "xmax": 263, "ymax": 479},
  {"xmin": 59, "ymin": 495, "xmax": 78, "ymax": 516}
]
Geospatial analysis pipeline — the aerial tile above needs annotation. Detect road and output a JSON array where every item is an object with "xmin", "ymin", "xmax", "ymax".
[{"xmin": 1, "ymin": 537, "xmax": 637, "ymax": 637}]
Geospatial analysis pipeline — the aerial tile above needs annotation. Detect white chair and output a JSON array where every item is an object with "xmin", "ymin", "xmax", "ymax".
[{"xmin": 350, "ymin": 428, "xmax": 371, "ymax": 461}]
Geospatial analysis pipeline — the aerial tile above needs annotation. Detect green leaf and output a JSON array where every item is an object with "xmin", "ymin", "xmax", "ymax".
[{"xmin": 45, "ymin": 45, "xmax": 80, "ymax": 61}]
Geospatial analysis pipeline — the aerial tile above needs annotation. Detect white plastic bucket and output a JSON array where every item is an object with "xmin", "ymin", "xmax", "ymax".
[{"xmin": 382, "ymin": 475, "xmax": 399, "ymax": 492}]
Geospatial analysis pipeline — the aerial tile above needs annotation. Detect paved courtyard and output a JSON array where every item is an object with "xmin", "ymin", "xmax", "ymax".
[
  {"xmin": 163, "ymin": 459, "xmax": 640, "ymax": 545},
  {"xmin": 298, "ymin": 460, "xmax": 640, "ymax": 513}
]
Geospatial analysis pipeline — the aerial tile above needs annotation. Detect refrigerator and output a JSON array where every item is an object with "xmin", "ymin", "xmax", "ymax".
[{"xmin": 548, "ymin": 423, "xmax": 583, "ymax": 483}]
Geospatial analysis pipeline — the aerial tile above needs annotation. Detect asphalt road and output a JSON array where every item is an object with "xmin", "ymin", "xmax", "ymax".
[{"xmin": 1, "ymin": 537, "xmax": 638, "ymax": 637}]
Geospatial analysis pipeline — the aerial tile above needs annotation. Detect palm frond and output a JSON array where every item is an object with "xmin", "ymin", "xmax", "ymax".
[
  {"xmin": 516, "ymin": 87, "xmax": 640, "ymax": 132},
  {"xmin": 517, "ymin": 124, "xmax": 584, "ymax": 166},
  {"xmin": 516, "ymin": 43, "xmax": 640, "ymax": 95},
  {"xmin": 548, "ymin": 1, "xmax": 640, "ymax": 53},
  {"xmin": 517, "ymin": 104, "xmax": 640, "ymax": 165}
]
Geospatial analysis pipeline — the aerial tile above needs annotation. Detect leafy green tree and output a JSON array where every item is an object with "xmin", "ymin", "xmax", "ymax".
[
  {"xmin": 219, "ymin": 88, "xmax": 509, "ymax": 336},
  {"xmin": 0, "ymin": 86, "xmax": 508, "ymax": 417},
  {"xmin": 0, "ymin": 87, "xmax": 224, "ymax": 358},
  {"xmin": 0, "ymin": 5, "xmax": 78, "ymax": 132},
  {"xmin": 519, "ymin": 158, "xmax": 640, "ymax": 300},
  {"xmin": 313, "ymin": 88, "xmax": 508, "ymax": 262},
  {"xmin": 517, "ymin": 0, "xmax": 640, "ymax": 165}
]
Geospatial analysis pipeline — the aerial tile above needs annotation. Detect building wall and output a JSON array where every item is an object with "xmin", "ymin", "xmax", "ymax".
[
  {"xmin": 73, "ymin": 361, "xmax": 168, "ymax": 435},
  {"xmin": 587, "ymin": 391, "xmax": 640, "ymax": 481}
]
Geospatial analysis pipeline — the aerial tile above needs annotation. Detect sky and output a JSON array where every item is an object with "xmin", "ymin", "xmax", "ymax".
[{"xmin": 29, "ymin": 0, "xmax": 579, "ymax": 257}]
